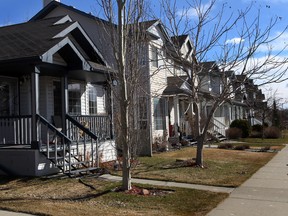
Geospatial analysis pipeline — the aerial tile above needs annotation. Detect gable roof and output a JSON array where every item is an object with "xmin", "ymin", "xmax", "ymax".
[
  {"xmin": 31, "ymin": 1, "xmax": 111, "ymax": 25},
  {"xmin": 0, "ymin": 16, "xmax": 70, "ymax": 62},
  {"xmin": 0, "ymin": 15, "xmax": 107, "ymax": 72},
  {"xmin": 162, "ymin": 76, "xmax": 190, "ymax": 96},
  {"xmin": 171, "ymin": 35, "xmax": 188, "ymax": 47}
]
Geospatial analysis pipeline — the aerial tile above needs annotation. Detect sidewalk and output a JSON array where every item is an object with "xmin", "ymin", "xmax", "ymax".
[
  {"xmin": 0, "ymin": 210, "xmax": 33, "ymax": 216},
  {"xmin": 100, "ymin": 174, "xmax": 234, "ymax": 193},
  {"xmin": 207, "ymin": 144, "xmax": 288, "ymax": 216}
]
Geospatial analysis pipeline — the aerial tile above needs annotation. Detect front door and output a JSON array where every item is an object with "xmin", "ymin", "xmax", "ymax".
[{"xmin": 53, "ymin": 81, "xmax": 62, "ymax": 116}]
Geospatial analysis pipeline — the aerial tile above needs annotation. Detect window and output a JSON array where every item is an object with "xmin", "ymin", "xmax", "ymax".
[
  {"xmin": 153, "ymin": 98, "xmax": 165, "ymax": 130},
  {"xmin": 0, "ymin": 79, "xmax": 17, "ymax": 116},
  {"xmin": 68, "ymin": 83, "xmax": 81, "ymax": 115},
  {"xmin": 88, "ymin": 85, "xmax": 97, "ymax": 115},
  {"xmin": 88, "ymin": 84, "xmax": 106, "ymax": 115},
  {"xmin": 151, "ymin": 46, "xmax": 158, "ymax": 68},
  {"xmin": 138, "ymin": 96, "xmax": 148, "ymax": 129},
  {"xmin": 0, "ymin": 83, "xmax": 10, "ymax": 116}
]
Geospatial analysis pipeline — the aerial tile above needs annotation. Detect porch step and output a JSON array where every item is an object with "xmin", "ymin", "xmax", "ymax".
[
  {"xmin": 47, "ymin": 156, "xmax": 65, "ymax": 160},
  {"xmin": 66, "ymin": 167, "xmax": 98, "ymax": 176},
  {"xmin": 64, "ymin": 161, "xmax": 90, "ymax": 167},
  {"xmin": 207, "ymin": 130, "xmax": 227, "ymax": 142}
]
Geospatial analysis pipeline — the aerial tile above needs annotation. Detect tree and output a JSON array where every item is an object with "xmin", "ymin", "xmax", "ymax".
[
  {"xmin": 159, "ymin": 0, "xmax": 288, "ymax": 167},
  {"xmin": 98, "ymin": 0, "xmax": 149, "ymax": 190},
  {"xmin": 272, "ymin": 100, "xmax": 280, "ymax": 127}
]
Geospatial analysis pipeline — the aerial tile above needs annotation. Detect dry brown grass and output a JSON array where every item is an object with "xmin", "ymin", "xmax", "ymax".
[
  {"xmin": 126, "ymin": 147, "xmax": 277, "ymax": 187},
  {"xmin": 0, "ymin": 175, "xmax": 227, "ymax": 216},
  {"xmin": 0, "ymin": 142, "xmax": 280, "ymax": 215}
]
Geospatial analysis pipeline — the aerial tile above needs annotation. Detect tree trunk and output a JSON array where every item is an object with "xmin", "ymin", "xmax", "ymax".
[
  {"xmin": 122, "ymin": 139, "xmax": 131, "ymax": 190},
  {"xmin": 117, "ymin": 0, "xmax": 132, "ymax": 191},
  {"xmin": 196, "ymin": 134, "xmax": 204, "ymax": 167}
]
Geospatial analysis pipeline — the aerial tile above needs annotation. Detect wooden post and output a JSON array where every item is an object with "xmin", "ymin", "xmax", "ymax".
[
  {"xmin": 31, "ymin": 67, "xmax": 40, "ymax": 149},
  {"xmin": 61, "ymin": 75, "xmax": 68, "ymax": 134},
  {"xmin": 173, "ymin": 95, "xmax": 180, "ymax": 137}
]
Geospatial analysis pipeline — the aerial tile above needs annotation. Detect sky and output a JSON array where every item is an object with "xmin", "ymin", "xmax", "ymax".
[{"xmin": 1, "ymin": 0, "xmax": 288, "ymax": 108}]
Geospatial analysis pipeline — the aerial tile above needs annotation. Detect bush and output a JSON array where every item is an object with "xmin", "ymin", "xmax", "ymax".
[
  {"xmin": 233, "ymin": 144, "xmax": 250, "ymax": 150},
  {"xmin": 250, "ymin": 124, "xmax": 264, "ymax": 138},
  {"xmin": 252, "ymin": 124, "xmax": 263, "ymax": 132},
  {"xmin": 218, "ymin": 143, "xmax": 233, "ymax": 149},
  {"xmin": 249, "ymin": 131, "xmax": 263, "ymax": 138},
  {"xmin": 264, "ymin": 126, "xmax": 281, "ymax": 139},
  {"xmin": 226, "ymin": 128, "xmax": 242, "ymax": 139},
  {"xmin": 230, "ymin": 119, "xmax": 250, "ymax": 138}
]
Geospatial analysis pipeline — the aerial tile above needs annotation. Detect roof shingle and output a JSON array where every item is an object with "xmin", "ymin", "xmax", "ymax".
[{"xmin": 0, "ymin": 16, "xmax": 74, "ymax": 62}]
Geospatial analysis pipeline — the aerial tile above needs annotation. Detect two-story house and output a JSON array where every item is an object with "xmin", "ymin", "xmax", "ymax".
[{"xmin": 0, "ymin": 14, "xmax": 115, "ymax": 176}]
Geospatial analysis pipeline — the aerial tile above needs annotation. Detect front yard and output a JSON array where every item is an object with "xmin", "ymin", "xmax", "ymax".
[
  {"xmin": 116, "ymin": 144, "xmax": 279, "ymax": 187},
  {"xmin": 0, "ymin": 138, "xmax": 284, "ymax": 216},
  {"xmin": 0, "ymin": 175, "xmax": 227, "ymax": 216}
]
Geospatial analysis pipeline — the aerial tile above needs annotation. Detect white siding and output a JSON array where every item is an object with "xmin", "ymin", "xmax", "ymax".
[{"xmin": 95, "ymin": 85, "xmax": 106, "ymax": 114}]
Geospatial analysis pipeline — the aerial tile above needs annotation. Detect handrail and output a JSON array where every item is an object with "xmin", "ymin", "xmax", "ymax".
[
  {"xmin": 66, "ymin": 114, "xmax": 98, "ymax": 140},
  {"xmin": 213, "ymin": 117, "xmax": 227, "ymax": 129},
  {"xmin": 37, "ymin": 114, "xmax": 72, "ymax": 144},
  {"xmin": 211, "ymin": 117, "xmax": 227, "ymax": 137}
]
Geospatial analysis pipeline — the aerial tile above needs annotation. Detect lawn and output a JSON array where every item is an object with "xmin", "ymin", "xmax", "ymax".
[
  {"xmin": 0, "ymin": 175, "xmax": 227, "ymax": 216},
  {"xmin": 0, "ymin": 137, "xmax": 284, "ymax": 216},
  {"xmin": 126, "ymin": 146, "xmax": 277, "ymax": 187}
]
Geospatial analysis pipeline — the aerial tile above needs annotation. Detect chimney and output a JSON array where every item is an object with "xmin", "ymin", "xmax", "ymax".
[{"xmin": 43, "ymin": 0, "xmax": 60, "ymax": 7}]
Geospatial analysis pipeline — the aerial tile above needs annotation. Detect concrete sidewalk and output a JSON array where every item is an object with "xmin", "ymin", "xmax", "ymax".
[
  {"xmin": 0, "ymin": 210, "xmax": 33, "ymax": 216},
  {"xmin": 207, "ymin": 144, "xmax": 288, "ymax": 216},
  {"xmin": 100, "ymin": 174, "xmax": 234, "ymax": 193}
]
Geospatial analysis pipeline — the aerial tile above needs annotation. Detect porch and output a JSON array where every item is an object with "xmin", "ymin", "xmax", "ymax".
[{"xmin": 0, "ymin": 114, "xmax": 115, "ymax": 176}]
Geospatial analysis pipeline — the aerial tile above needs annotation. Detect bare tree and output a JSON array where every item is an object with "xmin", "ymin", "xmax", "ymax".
[
  {"xmin": 159, "ymin": 0, "xmax": 288, "ymax": 167},
  {"xmin": 97, "ymin": 0, "xmax": 150, "ymax": 190}
]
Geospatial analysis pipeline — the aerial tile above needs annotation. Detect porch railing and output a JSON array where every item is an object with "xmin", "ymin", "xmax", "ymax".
[
  {"xmin": 0, "ymin": 115, "xmax": 32, "ymax": 144},
  {"xmin": 66, "ymin": 114, "xmax": 100, "ymax": 168},
  {"xmin": 213, "ymin": 117, "xmax": 227, "ymax": 137},
  {"xmin": 69, "ymin": 114, "xmax": 112, "ymax": 141},
  {"xmin": 37, "ymin": 114, "xmax": 73, "ymax": 173}
]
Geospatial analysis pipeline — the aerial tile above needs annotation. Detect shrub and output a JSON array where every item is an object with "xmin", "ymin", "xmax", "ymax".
[
  {"xmin": 230, "ymin": 119, "xmax": 250, "ymax": 138},
  {"xmin": 252, "ymin": 124, "xmax": 263, "ymax": 132},
  {"xmin": 233, "ymin": 144, "xmax": 250, "ymax": 150},
  {"xmin": 226, "ymin": 127, "xmax": 242, "ymax": 139},
  {"xmin": 218, "ymin": 143, "xmax": 233, "ymax": 149},
  {"xmin": 249, "ymin": 131, "xmax": 263, "ymax": 138},
  {"xmin": 264, "ymin": 126, "xmax": 281, "ymax": 139},
  {"xmin": 260, "ymin": 146, "xmax": 271, "ymax": 152}
]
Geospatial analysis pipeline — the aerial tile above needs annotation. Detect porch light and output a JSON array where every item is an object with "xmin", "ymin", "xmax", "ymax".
[{"xmin": 112, "ymin": 79, "xmax": 118, "ymax": 86}]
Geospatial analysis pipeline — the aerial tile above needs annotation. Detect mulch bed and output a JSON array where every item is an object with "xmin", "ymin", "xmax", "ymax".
[{"xmin": 115, "ymin": 185, "xmax": 174, "ymax": 196}]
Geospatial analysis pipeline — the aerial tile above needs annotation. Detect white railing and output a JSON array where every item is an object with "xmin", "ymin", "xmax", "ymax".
[
  {"xmin": 0, "ymin": 116, "xmax": 32, "ymax": 144},
  {"xmin": 213, "ymin": 117, "xmax": 227, "ymax": 136}
]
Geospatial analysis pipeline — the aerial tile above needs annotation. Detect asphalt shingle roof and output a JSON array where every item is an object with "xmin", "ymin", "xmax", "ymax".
[
  {"xmin": 162, "ymin": 76, "xmax": 189, "ymax": 95},
  {"xmin": 0, "ymin": 16, "xmax": 74, "ymax": 62}
]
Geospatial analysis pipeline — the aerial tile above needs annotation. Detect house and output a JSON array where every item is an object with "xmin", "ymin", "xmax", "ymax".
[
  {"xmin": 0, "ymin": 1, "xmax": 268, "ymax": 178},
  {"xmin": 30, "ymin": 1, "xmax": 199, "ymax": 155},
  {"xmin": 198, "ymin": 61, "xmax": 267, "ymax": 139},
  {"xmin": 0, "ymin": 14, "xmax": 115, "ymax": 176}
]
